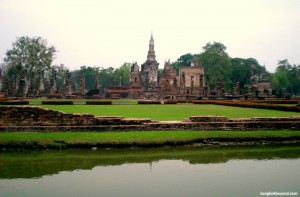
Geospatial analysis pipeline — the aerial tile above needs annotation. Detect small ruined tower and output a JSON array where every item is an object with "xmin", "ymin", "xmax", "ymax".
[
  {"xmin": 129, "ymin": 62, "xmax": 141, "ymax": 86},
  {"xmin": 216, "ymin": 76, "xmax": 221, "ymax": 97},
  {"xmin": 205, "ymin": 74, "xmax": 211, "ymax": 97},
  {"xmin": 232, "ymin": 81, "xmax": 240, "ymax": 96},
  {"xmin": 191, "ymin": 56, "xmax": 199, "ymax": 67},
  {"xmin": 95, "ymin": 68, "xmax": 100, "ymax": 89},
  {"xmin": 0, "ymin": 68, "xmax": 3, "ymax": 92},
  {"xmin": 199, "ymin": 74, "xmax": 204, "ymax": 96},
  {"xmin": 80, "ymin": 70, "xmax": 85, "ymax": 95},
  {"xmin": 65, "ymin": 69, "xmax": 72, "ymax": 95},
  {"xmin": 141, "ymin": 33, "xmax": 159, "ymax": 90},
  {"xmin": 50, "ymin": 68, "xmax": 57, "ymax": 94}
]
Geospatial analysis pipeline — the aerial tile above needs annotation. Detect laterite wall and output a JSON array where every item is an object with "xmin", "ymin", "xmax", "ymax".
[{"xmin": 0, "ymin": 106, "xmax": 299, "ymax": 131}]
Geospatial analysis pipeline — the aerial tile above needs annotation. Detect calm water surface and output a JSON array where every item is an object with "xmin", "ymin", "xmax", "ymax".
[{"xmin": 0, "ymin": 145, "xmax": 300, "ymax": 197}]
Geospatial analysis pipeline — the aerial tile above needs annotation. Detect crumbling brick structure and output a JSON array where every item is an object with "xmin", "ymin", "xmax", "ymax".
[
  {"xmin": 0, "ymin": 106, "xmax": 299, "ymax": 132},
  {"xmin": 129, "ymin": 34, "xmax": 206, "ymax": 100}
]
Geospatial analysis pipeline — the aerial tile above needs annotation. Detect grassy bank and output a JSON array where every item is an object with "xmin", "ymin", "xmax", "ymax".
[
  {"xmin": 1, "ymin": 131, "xmax": 300, "ymax": 149},
  {"xmin": 39, "ymin": 104, "xmax": 299, "ymax": 121}
]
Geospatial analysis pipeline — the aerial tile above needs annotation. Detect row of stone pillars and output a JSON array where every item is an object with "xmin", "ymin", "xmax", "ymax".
[{"xmin": 62, "ymin": 69, "xmax": 100, "ymax": 96}]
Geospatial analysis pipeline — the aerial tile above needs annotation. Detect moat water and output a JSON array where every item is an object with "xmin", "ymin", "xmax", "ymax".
[{"xmin": 0, "ymin": 145, "xmax": 299, "ymax": 197}]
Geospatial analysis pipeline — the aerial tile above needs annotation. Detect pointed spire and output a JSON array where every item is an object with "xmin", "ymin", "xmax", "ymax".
[
  {"xmin": 150, "ymin": 31, "xmax": 154, "ymax": 42},
  {"xmin": 147, "ymin": 32, "xmax": 156, "ymax": 61},
  {"xmin": 149, "ymin": 31, "xmax": 154, "ymax": 45}
]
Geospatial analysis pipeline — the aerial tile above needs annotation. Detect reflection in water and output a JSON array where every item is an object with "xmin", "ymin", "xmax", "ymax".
[{"xmin": 0, "ymin": 145, "xmax": 300, "ymax": 197}]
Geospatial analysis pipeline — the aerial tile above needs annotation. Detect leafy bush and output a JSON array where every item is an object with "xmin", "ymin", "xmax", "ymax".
[
  {"xmin": 86, "ymin": 100, "xmax": 112, "ymax": 105},
  {"xmin": 65, "ymin": 95, "xmax": 83, "ymax": 99},
  {"xmin": 90, "ymin": 95, "xmax": 103, "ymax": 99},
  {"xmin": 47, "ymin": 94, "xmax": 64, "ymax": 99},
  {"xmin": 192, "ymin": 100, "xmax": 300, "ymax": 112},
  {"xmin": 243, "ymin": 100, "xmax": 298, "ymax": 104},
  {"xmin": 42, "ymin": 100, "xmax": 73, "ymax": 105},
  {"xmin": 8, "ymin": 97, "xmax": 21, "ymax": 100},
  {"xmin": 138, "ymin": 100, "xmax": 161, "ymax": 104},
  {"xmin": 192, "ymin": 100, "xmax": 217, "ymax": 104},
  {"xmin": 164, "ymin": 100, "xmax": 178, "ymax": 104},
  {"xmin": 177, "ymin": 100, "xmax": 193, "ymax": 103},
  {"xmin": 120, "ymin": 92, "xmax": 129, "ymax": 98},
  {"xmin": 0, "ymin": 101, "xmax": 29, "ymax": 105}
]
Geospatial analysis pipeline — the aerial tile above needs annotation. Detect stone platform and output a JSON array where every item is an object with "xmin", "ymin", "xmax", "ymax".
[{"xmin": 0, "ymin": 106, "xmax": 299, "ymax": 132}]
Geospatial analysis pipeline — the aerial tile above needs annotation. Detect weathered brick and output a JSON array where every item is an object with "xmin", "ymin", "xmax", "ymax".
[{"xmin": 0, "ymin": 106, "xmax": 299, "ymax": 132}]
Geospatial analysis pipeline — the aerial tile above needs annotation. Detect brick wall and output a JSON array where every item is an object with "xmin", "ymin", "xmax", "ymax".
[{"xmin": 0, "ymin": 106, "xmax": 299, "ymax": 131}]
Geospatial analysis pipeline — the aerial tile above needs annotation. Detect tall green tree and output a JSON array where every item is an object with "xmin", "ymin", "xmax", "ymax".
[
  {"xmin": 71, "ymin": 66, "xmax": 103, "ymax": 92},
  {"xmin": 171, "ymin": 53, "xmax": 194, "ymax": 74},
  {"xmin": 52, "ymin": 64, "xmax": 68, "ymax": 93},
  {"xmin": 112, "ymin": 62, "xmax": 131, "ymax": 86},
  {"xmin": 0, "ymin": 63, "xmax": 5, "ymax": 91},
  {"xmin": 274, "ymin": 59, "xmax": 300, "ymax": 95},
  {"xmin": 231, "ymin": 58, "xmax": 263, "ymax": 89},
  {"xmin": 99, "ymin": 67, "xmax": 114, "ymax": 89},
  {"xmin": 198, "ymin": 42, "xmax": 232, "ymax": 90},
  {"xmin": 82, "ymin": 66, "xmax": 98, "ymax": 91},
  {"xmin": 177, "ymin": 53, "xmax": 193, "ymax": 66},
  {"xmin": 4, "ymin": 36, "xmax": 56, "ymax": 97}
]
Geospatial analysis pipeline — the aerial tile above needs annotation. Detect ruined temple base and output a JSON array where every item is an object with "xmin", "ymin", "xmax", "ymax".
[{"xmin": 1, "ymin": 106, "xmax": 300, "ymax": 132}]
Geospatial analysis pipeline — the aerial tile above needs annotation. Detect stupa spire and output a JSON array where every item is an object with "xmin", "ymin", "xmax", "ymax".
[{"xmin": 147, "ymin": 32, "xmax": 156, "ymax": 61}]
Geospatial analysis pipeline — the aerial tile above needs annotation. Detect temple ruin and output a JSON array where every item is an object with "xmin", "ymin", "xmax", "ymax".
[
  {"xmin": 129, "ymin": 34, "xmax": 207, "ymax": 99},
  {"xmin": 0, "ymin": 33, "xmax": 275, "ymax": 100}
]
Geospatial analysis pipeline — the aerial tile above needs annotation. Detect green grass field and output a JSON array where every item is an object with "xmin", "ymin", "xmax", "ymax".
[
  {"xmin": 38, "ymin": 104, "xmax": 299, "ymax": 121},
  {"xmin": 0, "ymin": 99, "xmax": 294, "ymax": 121},
  {"xmin": 1, "ymin": 99, "xmax": 299, "ymax": 149},
  {"xmin": 0, "ymin": 131, "xmax": 299, "ymax": 148}
]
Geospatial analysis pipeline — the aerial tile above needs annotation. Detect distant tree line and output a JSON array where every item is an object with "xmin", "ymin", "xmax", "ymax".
[
  {"xmin": 0, "ymin": 36, "xmax": 131, "ymax": 97},
  {"xmin": 271, "ymin": 59, "xmax": 300, "ymax": 96},
  {"xmin": 70, "ymin": 63, "xmax": 131, "ymax": 93},
  {"xmin": 0, "ymin": 37, "xmax": 299, "ymax": 97},
  {"xmin": 170, "ymin": 42, "xmax": 300, "ymax": 96}
]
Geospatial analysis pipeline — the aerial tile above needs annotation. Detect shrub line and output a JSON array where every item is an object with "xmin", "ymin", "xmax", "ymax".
[{"xmin": 192, "ymin": 100, "xmax": 300, "ymax": 112}]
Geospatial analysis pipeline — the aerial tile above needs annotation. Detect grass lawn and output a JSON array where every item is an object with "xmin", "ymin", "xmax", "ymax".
[
  {"xmin": 2, "ymin": 99, "xmax": 299, "ymax": 149},
  {"xmin": 38, "ymin": 104, "xmax": 299, "ymax": 121},
  {"xmin": 0, "ymin": 131, "xmax": 299, "ymax": 148}
]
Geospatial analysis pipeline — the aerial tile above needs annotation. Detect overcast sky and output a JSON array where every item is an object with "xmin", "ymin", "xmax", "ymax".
[{"xmin": 0, "ymin": 0, "xmax": 299, "ymax": 72}]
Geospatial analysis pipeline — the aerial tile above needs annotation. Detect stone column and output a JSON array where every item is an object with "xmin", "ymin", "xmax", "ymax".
[
  {"xmin": 206, "ymin": 74, "xmax": 210, "ymax": 97},
  {"xmin": 95, "ymin": 68, "xmax": 99, "ymax": 89},
  {"xmin": 119, "ymin": 75, "xmax": 123, "ymax": 86},
  {"xmin": 2, "ymin": 74, "xmax": 9, "ymax": 96},
  {"xmin": 0, "ymin": 68, "xmax": 3, "ymax": 92},
  {"xmin": 37, "ymin": 70, "xmax": 45, "ymax": 95},
  {"xmin": 199, "ymin": 74, "xmax": 204, "ymax": 96},
  {"xmin": 221, "ymin": 81, "xmax": 225, "ymax": 96},
  {"xmin": 232, "ymin": 82, "xmax": 237, "ymax": 96},
  {"xmin": 80, "ymin": 70, "xmax": 85, "ymax": 95},
  {"xmin": 50, "ymin": 68, "xmax": 57, "ymax": 94},
  {"xmin": 191, "ymin": 76, "xmax": 194, "ymax": 94},
  {"xmin": 181, "ymin": 72, "xmax": 185, "ymax": 87},
  {"xmin": 65, "ymin": 70, "xmax": 72, "ymax": 95},
  {"xmin": 232, "ymin": 81, "xmax": 240, "ymax": 97},
  {"xmin": 216, "ymin": 77, "xmax": 221, "ymax": 97},
  {"xmin": 236, "ymin": 81, "xmax": 240, "ymax": 96}
]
